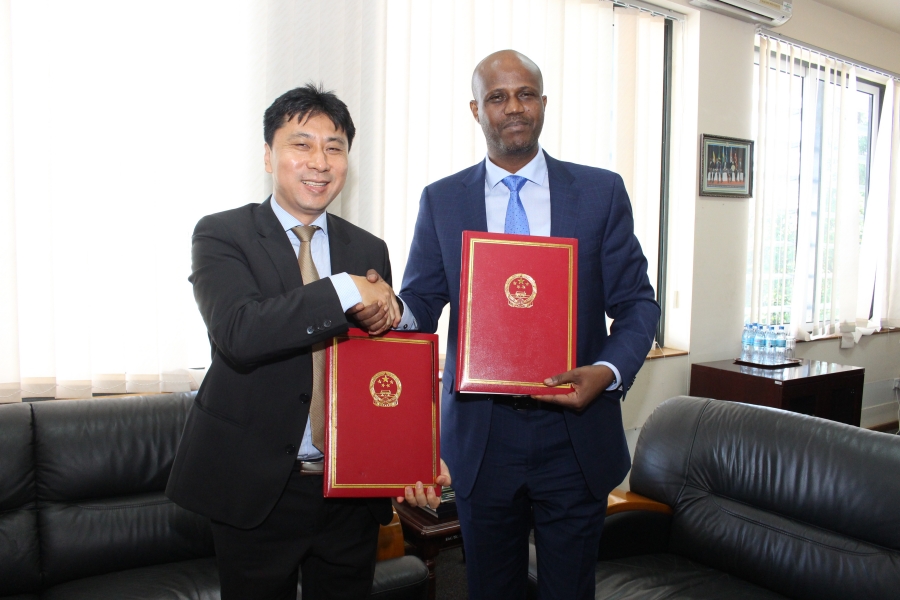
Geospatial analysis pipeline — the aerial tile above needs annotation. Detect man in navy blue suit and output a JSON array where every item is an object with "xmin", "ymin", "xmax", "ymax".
[{"xmin": 395, "ymin": 50, "xmax": 659, "ymax": 599}]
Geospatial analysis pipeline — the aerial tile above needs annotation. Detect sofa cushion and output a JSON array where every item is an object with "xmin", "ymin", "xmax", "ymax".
[
  {"xmin": 630, "ymin": 396, "xmax": 900, "ymax": 600},
  {"xmin": 31, "ymin": 394, "xmax": 194, "ymax": 501},
  {"xmin": 0, "ymin": 403, "xmax": 40, "ymax": 596},
  {"xmin": 39, "ymin": 491, "xmax": 214, "ymax": 587},
  {"xmin": 31, "ymin": 393, "xmax": 214, "ymax": 586},
  {"xmin": 595, "ymin": 554, "xmax": 788, "ymax": 599},
  {"xmin": 40, "ymin": 557, "xmax": 219, "ymax": 600}
]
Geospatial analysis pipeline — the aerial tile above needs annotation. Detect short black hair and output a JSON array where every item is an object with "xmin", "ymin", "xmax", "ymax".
[{"xmin": 263, "ymin": 83, "xmax": 356, "ymax": 150}]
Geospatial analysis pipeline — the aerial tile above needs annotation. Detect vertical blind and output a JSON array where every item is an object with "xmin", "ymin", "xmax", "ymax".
[{"xmin": 0, "ymin": 0, "xmax": 670, "ymax": 401}]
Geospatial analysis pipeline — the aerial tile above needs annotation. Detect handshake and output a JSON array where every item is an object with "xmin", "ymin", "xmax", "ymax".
[
  {"xmin": 346, "ymin": 269, "xmax": 401, "ymax": 336},
  {"xmin": 345, "ymin": 269, "xmax": 452, "ymax": 509}
]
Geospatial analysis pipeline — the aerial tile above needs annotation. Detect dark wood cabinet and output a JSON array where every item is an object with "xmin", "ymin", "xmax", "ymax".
[{"xmin": 689, "ymin": 359, "xmax": 864, "ymax": 426}]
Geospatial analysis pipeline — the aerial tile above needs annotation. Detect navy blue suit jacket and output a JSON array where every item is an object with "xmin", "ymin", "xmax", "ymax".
[{"xmin": 399, "ymin": 152, "xmax": 660, "ymax": 500}]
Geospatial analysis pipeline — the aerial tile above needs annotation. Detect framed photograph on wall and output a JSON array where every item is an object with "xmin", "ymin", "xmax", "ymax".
[{"xmin": 699, "ymin": 135, "xmax": 754, "ymax": 198}]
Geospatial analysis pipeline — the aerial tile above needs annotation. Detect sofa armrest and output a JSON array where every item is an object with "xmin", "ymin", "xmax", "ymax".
[
  {"xmin": 377, "ymin": 508, "xmax": 406, "ymax": 561},
  {"xmin": 607, "ymin": 488, "xmax": 672, "ymax": 516},
  {"xmin": 597, "ymin": 489, "xmax": 673, "ymax": 560}
]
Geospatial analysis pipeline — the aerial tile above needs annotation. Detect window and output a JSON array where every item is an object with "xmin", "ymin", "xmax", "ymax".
[{"xmin": 747, "ymin": 34, "xmax": 898, "ymax": 341}]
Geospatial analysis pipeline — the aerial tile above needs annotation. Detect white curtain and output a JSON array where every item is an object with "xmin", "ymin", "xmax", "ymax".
[
  {"xmin": 752, "ymin": 37, "xmax": 810, "ymax": 335},
  {"xmin": 2, "ymin": 0, "xmax": 271, "ymax": 399},
  {"xmin": 0, "ymin": 0, "xmax": 668, "ymax": 402},
  {"xmin": 861, "ymin": 80, "xmax": 900, "ymax": 329},
  {"xmin": 889, "ymin": 81, "xmax": 900, "ymax": 327}
]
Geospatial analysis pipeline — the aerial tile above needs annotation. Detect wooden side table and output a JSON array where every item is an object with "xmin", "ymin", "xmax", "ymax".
[
  {"xmin": 689, "ymin": 359, "xmax": 864, "ymax": 426},
  {"xmin": 391, "ymin": 500, "xmax": 462, "ymax": 600}
]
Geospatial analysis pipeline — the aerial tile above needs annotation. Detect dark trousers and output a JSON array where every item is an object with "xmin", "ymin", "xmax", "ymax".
[
  {"xmin": 456, "ymin": 403, "xmax": 608, "ymax": 600},
  {"xmin": 210, "ymin": 465, "xmax": 380, "ymax": 600}
]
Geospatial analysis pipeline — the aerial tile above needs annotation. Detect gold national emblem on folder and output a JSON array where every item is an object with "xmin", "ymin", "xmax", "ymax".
[
  {"xmin": 369, "ymin": 371, "xmax": 401, "ymax": 407},
  {"xmin": 505, "ymin": 273, "xmax": 537, "ymax": 308}
]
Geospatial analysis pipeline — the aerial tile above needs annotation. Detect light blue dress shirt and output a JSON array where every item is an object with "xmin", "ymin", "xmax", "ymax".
[
  {"xmin": 398, "ymin": 148, "xmax": 622, "ymax": 391},
  {"xmin": 270, "ymin": 197, "xmax": 362, "ymax": 460},
  {"xmin": 484, "ymin": 147, "xmax": 552, "ymax": 236}
]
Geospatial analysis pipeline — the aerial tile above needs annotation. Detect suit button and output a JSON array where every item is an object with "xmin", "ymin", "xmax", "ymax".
[
  {"xmin": 306, "ymin": 326, "xmax": 314, "ymax": 334},
  {"xmin": 298, "ymin": 393, "xmax": 310, "ymax": 403},
  {"xmin": 285, "ymin": 445, "xmax": 296, "ymax": 455},
  {"xmin": 323, "ymin": 319, "xmax": 332, "ymax": 327}
]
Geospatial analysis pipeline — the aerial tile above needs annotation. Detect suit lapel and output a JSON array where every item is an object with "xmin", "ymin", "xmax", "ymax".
[
  {"xmin": 326, "ymin": 213, "xmax": 352, "ymax": 274},
  {"xmin": 256, "ymin": 198, "xmax": 304, "ymax": 291},
  {"xmin": 546, "ymin": 152, "xmax": 579, "ymax": 239},
  {"xmin": 462, "ymin": 160, "xmax": 489, "ymax": 232}
]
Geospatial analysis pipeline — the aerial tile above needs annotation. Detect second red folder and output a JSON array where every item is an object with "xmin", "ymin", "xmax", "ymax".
[{"xmin": 456, "ymin": 231, "xmax": 578, "ymax": 395}]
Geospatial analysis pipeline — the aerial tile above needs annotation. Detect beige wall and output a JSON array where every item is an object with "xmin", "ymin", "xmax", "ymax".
[
  {"xmin": 778, "ymin": 0, "xmax": 900, "ymax": 74},
  {"xmin": 625, "ymin": 0, "xmax": 900, "ymax": 442}
]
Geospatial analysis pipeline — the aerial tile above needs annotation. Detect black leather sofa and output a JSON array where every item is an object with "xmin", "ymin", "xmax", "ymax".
[
  {"xmin": 0, "ymin": 392, "xmax": 428, "ymax": 600},
  {"xmin": 528, "ymin": 395, "xmax": 900, "ymax": 599}
]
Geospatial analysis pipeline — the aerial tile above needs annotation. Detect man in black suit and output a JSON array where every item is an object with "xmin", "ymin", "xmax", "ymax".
[{"xmin": 167, "ymin": 84, "xmax": 445, "ymax": 600}]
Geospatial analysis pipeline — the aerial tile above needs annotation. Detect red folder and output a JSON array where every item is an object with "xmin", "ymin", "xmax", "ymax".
[
  {"xmin": 456, "ymin": 231, "xmax": 577, "ymax": 395},
  {"xmin": 324, "ymin": 329, "xmax": 440, "ymax": 497}
]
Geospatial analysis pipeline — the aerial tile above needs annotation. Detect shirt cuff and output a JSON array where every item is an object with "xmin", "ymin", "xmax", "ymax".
[
  {"xmin": 328, "ymin": 273, "xmax": 363, "ymax": 312},
  {"xmin": 593, "ymin": 361, "xmax": 622, "ymax": 391},
  {"xmin": 395, "ymin": 299, "xmax": 419, "ymax": 331}
]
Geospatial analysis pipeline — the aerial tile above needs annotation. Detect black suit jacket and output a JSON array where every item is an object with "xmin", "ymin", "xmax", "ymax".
[{"xmin": 166, "ymin": 198, "xmax": 393, "ymax": 529}]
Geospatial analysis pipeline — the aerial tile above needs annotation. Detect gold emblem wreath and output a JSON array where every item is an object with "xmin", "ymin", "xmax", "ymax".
[
  {"xmin": 369, "ymin": 371, "xmax": 401, "ymax": 407},
  {"xmin": 505, "ymin": 273, "xmax": 537, "ymax": 308}
]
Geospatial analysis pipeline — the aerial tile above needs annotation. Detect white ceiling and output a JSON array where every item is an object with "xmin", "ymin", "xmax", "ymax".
[{"xmin": 811, "ymin": 0, "xmax": 900, "ymax": 35}]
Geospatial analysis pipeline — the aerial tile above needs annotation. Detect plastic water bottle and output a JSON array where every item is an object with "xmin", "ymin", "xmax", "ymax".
[
  {"xmin": 765, "ymin": 326, "xmax": 776, "ymax": 365},
  {"xmin": 741, "ymin": 324, "xmax": 753, "ymax": 361},
  {"xmin": 749, "ymin": 324, "xmax": 760, "ymax": 361},
  {"xmin": 775, "ymin": 326, "xmax": 786, "ymax": 364},
  {"xmin": 753, "ymin": 325, "xmax": 767, "ymax": 364}
]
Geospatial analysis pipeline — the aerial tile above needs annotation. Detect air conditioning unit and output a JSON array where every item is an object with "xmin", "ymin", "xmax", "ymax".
[{"xmin": 689, "ymin": 0, "xmax": 793, "ymax": 26}]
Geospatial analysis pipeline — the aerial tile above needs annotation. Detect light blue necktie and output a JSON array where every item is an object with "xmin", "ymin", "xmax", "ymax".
[{"xmin": 502, "ymin": 175, "xmax": 530, "ymax": 235}]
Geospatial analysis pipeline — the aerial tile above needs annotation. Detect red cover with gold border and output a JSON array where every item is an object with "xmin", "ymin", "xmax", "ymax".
[
  {"xmin": 456, "ymin": 231, "xmax": 577, "ymax": 395},
  {"xmin": 324, "ymin": 329, "xmax": 440, "ymax": 497}
]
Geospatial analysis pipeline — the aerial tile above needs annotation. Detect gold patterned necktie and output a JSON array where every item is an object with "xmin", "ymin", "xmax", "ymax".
[{"xmin": 291, "ymin": 224, "xmax": 326, "ymax": 452}]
